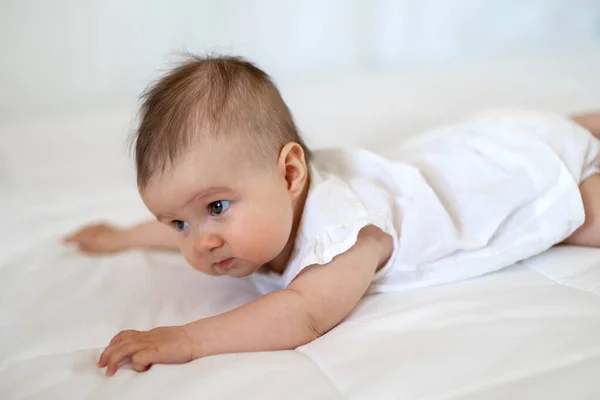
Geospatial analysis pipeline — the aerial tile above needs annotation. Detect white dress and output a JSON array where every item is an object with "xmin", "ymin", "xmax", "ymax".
[{"xmin": 251, "ymin": 109, "xmax": 600, "ymax": 294}]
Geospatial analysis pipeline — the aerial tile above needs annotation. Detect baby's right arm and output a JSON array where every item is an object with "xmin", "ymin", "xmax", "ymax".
[{"xmin": 63, "ymin": 220, "xmax": 180, "ymax": 254}]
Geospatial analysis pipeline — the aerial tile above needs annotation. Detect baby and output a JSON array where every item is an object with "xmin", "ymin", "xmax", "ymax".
[{"xmin": 64, "ymin": 55, "xmax": 600, "ymax": 376}]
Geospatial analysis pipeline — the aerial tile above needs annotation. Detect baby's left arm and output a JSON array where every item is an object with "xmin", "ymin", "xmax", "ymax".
[{"xmin": 98, "ymin": 225, "xmax": 393, "ymax": 376}]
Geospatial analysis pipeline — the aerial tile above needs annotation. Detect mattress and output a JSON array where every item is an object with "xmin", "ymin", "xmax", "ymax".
[{"xmin": 2, "ymin": 49, "xmax": 600, "ymax": 399}]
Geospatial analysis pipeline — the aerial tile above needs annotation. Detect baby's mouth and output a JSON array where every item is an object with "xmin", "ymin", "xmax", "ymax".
[{"xmin": 215, "ymin": 258, "xmax": 235, "ymax": 270}]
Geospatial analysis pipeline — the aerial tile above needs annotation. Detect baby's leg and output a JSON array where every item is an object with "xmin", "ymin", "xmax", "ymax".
[
  {"xmin": 563, "ymin": 174, "xmax": 600, "ymax": 247},
  {"xmin": 562, "ymin": 112, "xmax": 600, "ymax": 246},
  {"xmin": 572, "ymin": 112, "xmax": 600, "ymax": 140}
]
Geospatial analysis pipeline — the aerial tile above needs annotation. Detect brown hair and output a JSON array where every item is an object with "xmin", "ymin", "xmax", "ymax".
[{"xmin": 133, "ymin": 54, "xmax": 311, "ymax": 188}]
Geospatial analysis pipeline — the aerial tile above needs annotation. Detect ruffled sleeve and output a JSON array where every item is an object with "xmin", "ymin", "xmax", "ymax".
[{"xmin": 279, "ymin": 166, "xmax": 398, "ymax": 288}]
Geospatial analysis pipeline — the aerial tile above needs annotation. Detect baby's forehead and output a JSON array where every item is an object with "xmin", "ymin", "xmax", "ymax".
[
  {"xmin": 192, "ymin": 131, "xmax": 276, "ymax": 169},
  {"xmin": 164, "ymin": 138, "xmax": 270, "ymax": 184}
]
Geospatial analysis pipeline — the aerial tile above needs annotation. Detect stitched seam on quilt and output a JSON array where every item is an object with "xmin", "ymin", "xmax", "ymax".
[
  {"xmin": 434, "ymin": 349, "xmax": 600, "ymax": 399},
  {"xmin": 526, "ymin": 267, "xmax": 600, "ymax": 299},
  {"xmin": 294, "ymin": 348, "xmax": 347, "ymax": 399}
]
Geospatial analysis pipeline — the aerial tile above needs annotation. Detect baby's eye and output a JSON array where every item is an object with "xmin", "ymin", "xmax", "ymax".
[
  {"xmin": 208, "ymin": 200, "xmax": 230, "ymax": 216},
  {"xmin": 172, "ymin": 220, "xmax": 189, "ymax": 231}
]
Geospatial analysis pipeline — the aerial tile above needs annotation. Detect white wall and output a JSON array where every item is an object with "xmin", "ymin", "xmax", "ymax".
[{"xmin": 1, "ymin": 0, "xmax": 600, "ymax": 113}]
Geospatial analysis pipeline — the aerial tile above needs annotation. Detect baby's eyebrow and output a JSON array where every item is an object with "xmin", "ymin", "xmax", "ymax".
[
  {"xmin": 194, "ymin": 186, "xmax": 232, "ymax": 199},
  {"xmin": 183, "ymin": 186, "xmax": 234, "ymax": 207},
  {"xmin": 155, "ymin": 215, "xmax": 174, "ymax": 223},
  {"xmin": 154, "ymin": 187, "xmax": 235, "ymax": 221}
]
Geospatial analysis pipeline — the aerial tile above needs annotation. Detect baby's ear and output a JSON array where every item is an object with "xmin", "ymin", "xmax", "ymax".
[{"xmin": 277, "ymin": 142, "xmax": 308, "ymax": 198}]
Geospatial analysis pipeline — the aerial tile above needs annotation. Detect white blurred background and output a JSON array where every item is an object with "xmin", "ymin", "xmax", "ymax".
[
  {"xmin": 2, "ymin": 0, "xmax": 600, "ymax": 195},
  {"xmin": 2, "ymin": 0, "xmax": 600, "ymax": 114}
]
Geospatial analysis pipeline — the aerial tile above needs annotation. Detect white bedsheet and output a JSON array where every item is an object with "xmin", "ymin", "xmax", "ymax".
[{"xmin": 2, "ymin": 49, "xmax": 600, "ymax": 399}]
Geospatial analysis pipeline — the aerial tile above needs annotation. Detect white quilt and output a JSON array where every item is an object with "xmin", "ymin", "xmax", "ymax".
[{"xmin": 2, "ymin": 49, "xmax": 600, "ymax": 399}]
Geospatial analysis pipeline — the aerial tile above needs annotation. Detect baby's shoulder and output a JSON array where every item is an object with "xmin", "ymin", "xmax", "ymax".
[{"xmin": 296, "ymin": 156, "xmax": 396, "ymax": 255}]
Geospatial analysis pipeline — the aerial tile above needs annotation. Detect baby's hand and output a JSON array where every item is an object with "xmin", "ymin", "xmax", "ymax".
[
  {"xmin": 62, "ymin": 223, "xmax": 129, "ymax": 254},
  {"xmin": 98, "ymin": 326, "xmax": 195, "ymax": 376}
]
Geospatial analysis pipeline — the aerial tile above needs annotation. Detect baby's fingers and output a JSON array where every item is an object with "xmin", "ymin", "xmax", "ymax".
[
  {"xmin": 62, "ymin": 230, "xmax": 83, "ymax": 243},
  {"xmin": 131, "ymin": 350, "xmax": 155, "ymax": 372},
  {"xmin": 109, "ymin": 330, "xmax": 139, "ymax": 346},
  {"xmin": 63, "ymin": 224, "xmax": 106, "ymax": 243},
  {"xmin": 103, "ymin": 342, "xmax": 146, "ymax": 377},
  {"xmin": 63, "ymin": 229, "xmax": 94, "ymax": 244},
  {"xmin": 98, "ymin": 330, "xmax": 139, "ymax": 367}
]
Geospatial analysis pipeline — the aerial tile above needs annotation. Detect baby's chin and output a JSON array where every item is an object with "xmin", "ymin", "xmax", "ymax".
[{"xmin": 223, "ymin": 268, "xmax": 259, "ymax": 278}]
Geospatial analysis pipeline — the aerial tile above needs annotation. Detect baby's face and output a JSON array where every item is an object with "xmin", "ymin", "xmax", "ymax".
[{"xmin": 141, "ymin": 138, "xmax": 295, "ymax": 277}]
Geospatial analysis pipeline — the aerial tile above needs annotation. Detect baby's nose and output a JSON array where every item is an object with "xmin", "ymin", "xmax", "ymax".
[{"xmin": 193, "ymin": 231, "xmax": 224, "ymax": 253}]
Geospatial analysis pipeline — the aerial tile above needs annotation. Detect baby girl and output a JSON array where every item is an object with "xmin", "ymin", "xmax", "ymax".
[{"xmin": 65, "ymin": 55, "xmax": 600, "ymax": 376}]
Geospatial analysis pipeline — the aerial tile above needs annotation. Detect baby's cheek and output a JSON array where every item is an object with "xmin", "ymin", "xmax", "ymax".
[
  {"xmin": 251, "ymin": 215, "xmax": 291, "ymax": 258},
  {"xmin": 233, "ymin": 230, "xmax": 272, "ymax": 261}
]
